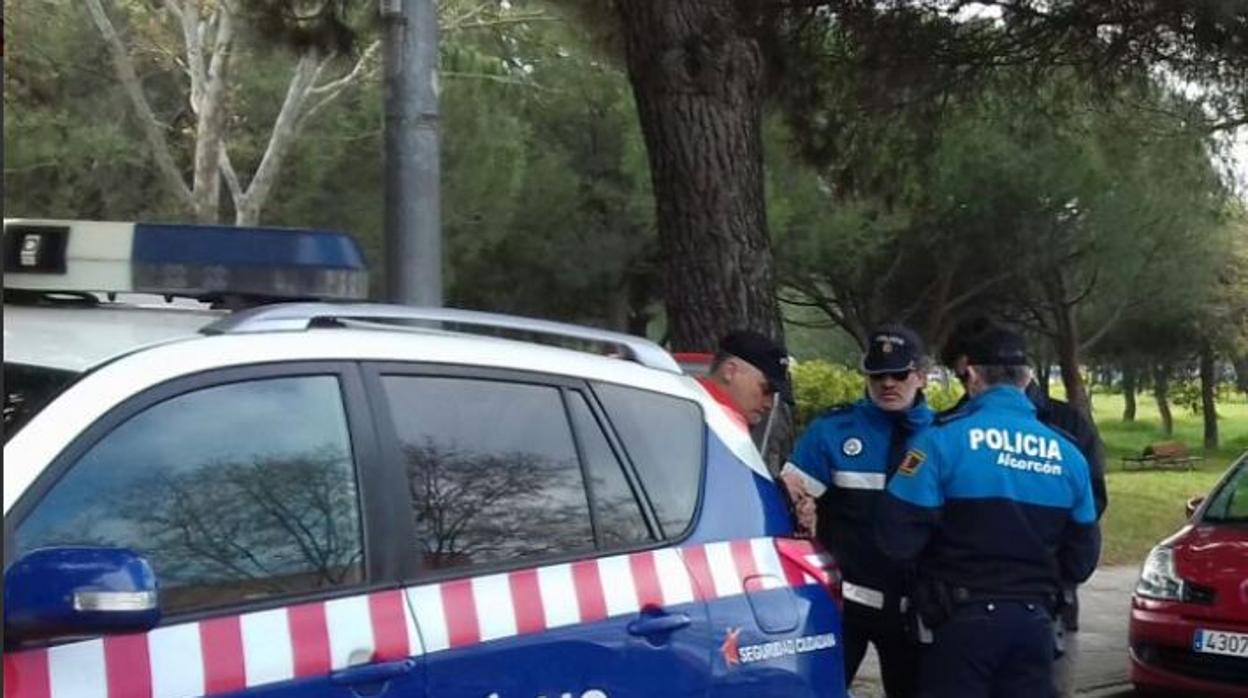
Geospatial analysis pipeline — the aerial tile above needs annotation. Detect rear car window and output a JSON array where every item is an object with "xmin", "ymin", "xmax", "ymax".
[
  {"xmin": 592, "ymin": 382, "xmax": 705, "ymax": 539},
  {"xmin": 4, "ymin": 363, "xmax": 79, "ymax": 440},
  {"xmin": 381, "ymin": 376, "xmax": 597, "ymax": 573}
]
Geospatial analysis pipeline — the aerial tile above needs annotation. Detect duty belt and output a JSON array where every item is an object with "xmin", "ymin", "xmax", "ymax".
[{"xmin": 951, "ymin": 586, "xmax": 1058, "ymax": 611}]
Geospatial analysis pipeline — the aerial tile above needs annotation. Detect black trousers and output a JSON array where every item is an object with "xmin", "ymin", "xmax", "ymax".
[
  {"xmin": 918, "ymin": 600, "xmax": 1053, "ymax": 698},
  {"xmin": 842, "ymin": 597, "xmax": 920, "ymax": 698}
]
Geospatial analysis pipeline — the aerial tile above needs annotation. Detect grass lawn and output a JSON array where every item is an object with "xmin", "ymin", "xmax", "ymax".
[{"xmin": 1084, "ymin": 390, "xmax": 1248, "ymax": 566}]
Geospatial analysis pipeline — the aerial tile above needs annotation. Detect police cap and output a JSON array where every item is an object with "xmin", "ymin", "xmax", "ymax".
[
  {"xmin": 719, "ymin": 330, "xmax": 793, "ymax": 403},
  {"xmin": 940, "ymin": 316, "xmax": 995, "ymax": 367},
  {"xmin": 964, "ymin": 327, "xmax": 1029, "ymax": 366},
  {"xmin": 861, "ymin": 325, "xmax": 925, "ymax": 375}
]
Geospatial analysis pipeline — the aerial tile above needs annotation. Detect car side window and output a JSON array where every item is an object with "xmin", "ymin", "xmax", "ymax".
[
  {"xmin": 566, "ymin": 392, "xmax": 653, "ymax": 548},
  {"xmin": 1205, "ymin": 462, "xmax": 1248, "ymax": 521},
  {"xmin": 14, "ymin": 375, "xmax": 365, "ymax": 616},
  {"xmin": 381, "ymin": 376, "xmax": 596, "ymax": 573},
  {"xmin": 592, "ymin": 383, "xmax": 705, "ymax": 539}
]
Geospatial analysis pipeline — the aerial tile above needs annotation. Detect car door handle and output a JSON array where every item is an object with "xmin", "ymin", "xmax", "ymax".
[
  {"xmin": 627, "ymin": 611, "xmax": 692, "ymax": 637},
  {"xmin": 330, "ymin": 658, "xmax": 416, "ymax": 686}
]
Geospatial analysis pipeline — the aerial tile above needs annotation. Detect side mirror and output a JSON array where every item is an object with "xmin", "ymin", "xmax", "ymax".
[
  {"xmin": 1185, "ymin": 496, "xmax": 1205, "ymax": 519},
  {"xmin": 4, "ymin": 547, "xmax": 160, "ymax": 645}
]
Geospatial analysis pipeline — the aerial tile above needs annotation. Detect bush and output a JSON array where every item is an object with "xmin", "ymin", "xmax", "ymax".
[
  {"xmin": 790, "ymin": 360, "xmax": 965, "ymax": 429},
  {"xmin": 791, "ymin": 360, "xmax": 864, "ymax": 428},
  {"xmin": 925, "ymin": 380, "xmax": 966, "ymax": 413}
]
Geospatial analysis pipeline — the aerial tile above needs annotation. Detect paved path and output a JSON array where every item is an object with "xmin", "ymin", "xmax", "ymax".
[{"xmin": 848, "ymin": 565, "xmax": 1140, "ymax": 697}]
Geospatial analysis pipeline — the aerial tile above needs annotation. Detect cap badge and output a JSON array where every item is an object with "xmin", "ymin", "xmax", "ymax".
[
  {"xmin": 842, "ymin": 437, "xmax": 864, "ymax": 457},
  {"xmin": 881, "ymin": 341, "xmax": 893, "ymax": 354}
]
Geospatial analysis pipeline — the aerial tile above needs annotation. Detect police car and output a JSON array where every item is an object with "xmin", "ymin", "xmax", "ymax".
[{"xmin": 3, "ymin": 220, "xmax": 845, "ymax": 698}]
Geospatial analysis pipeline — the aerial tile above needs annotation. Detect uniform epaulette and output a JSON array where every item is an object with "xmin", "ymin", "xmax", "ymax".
[{"xmin": 819, "ymin": 403, "xmax": 855, "ymax": 418}]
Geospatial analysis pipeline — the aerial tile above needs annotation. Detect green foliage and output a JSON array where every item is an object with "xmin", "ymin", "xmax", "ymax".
[
  {"xmin": 924, "ymin": 380, "xmax": 964, "ymax": 413},
  {"xmin": 790, "ymin": 359, "xmax": 963, "ymax": 429},
  {"xmin": 791, "ymin": 360, "xmax": 865, "ymax": 428}
]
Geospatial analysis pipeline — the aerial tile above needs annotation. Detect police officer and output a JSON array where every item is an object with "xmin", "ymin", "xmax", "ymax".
[
  {"xmin": 877, "ymin": 327, "xmax": 1100, "ymax": 698},
  {"xmin": 697, "ymin": 330, "xmax": 792, "ymax": 427},
  {"xmin": 941, "ymin": 317, "xmax": 1108, "ymax": 698},
  {"xmin": 781, "ymin": 325, "xmax": 934, "ymax": 697}
]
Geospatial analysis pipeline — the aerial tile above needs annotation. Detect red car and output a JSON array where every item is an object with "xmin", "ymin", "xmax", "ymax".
[{"xmin": 1129, "ymin": 450, "xmax": 1248, "ymax": 695}]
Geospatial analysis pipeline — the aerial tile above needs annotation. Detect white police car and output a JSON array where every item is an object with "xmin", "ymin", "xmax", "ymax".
[{"xmin": 3, "ymin": 220, "xmax": 845, "ymax": 698}]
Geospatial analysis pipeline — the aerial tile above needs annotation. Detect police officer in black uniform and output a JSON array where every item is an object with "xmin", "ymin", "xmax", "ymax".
[
  {"xmin": 781, "ymin": 326, "xmax": 934, "ymax": 697},
  {"xmin": 876, "ymin": 327, "xmax": 1100, "ymax": 698},
  {"xmin": 941, "ymin": 317, "xmax": 1108, "ymax": 697}
]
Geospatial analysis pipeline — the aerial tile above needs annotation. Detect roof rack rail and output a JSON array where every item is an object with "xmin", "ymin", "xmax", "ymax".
[{"xmin": 202, "ymin": 303, "xmax": 682, "ymax": 374}]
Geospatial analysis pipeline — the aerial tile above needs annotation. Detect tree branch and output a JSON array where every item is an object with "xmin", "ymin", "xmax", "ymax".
[
  {"xmin": 219, "ymin": 147, "xmax": 242, "ymax": 201},
  {"xmin": 84, "ymin": 0, "xmax": 192, "ymax": 207},
  {"xmin": 166, "ymin": 0, "xmax": 206, "ymax": 114},
  {"xmin": 235, "ymin": 49, "xmax": 320, "ymax": 224},
  {"xmin": 307, "ymin": 40, "xmax": 380, "ymax": 98}
]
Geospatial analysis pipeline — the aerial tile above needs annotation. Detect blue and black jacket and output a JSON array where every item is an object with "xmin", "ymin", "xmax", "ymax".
[
  {"xmin": 877, "ymin": 386, "xmax": 1100, "ymax": 599},
  {"xmin": 788, "ymin": 396, "xmax": 934, "ymax": 600}
]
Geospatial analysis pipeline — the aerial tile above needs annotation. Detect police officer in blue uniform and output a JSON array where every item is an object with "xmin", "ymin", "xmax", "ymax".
[
  {"xmin": 940, "ymin": 316, "xmax": 1108, "ymax": 698},
  {"xmin": 781, "ymin": 325, "xmax": 934, "ymax": 697},
  {"xmin": 877, "ymin": 328, "xmax": 1100, "ymax": 698}
]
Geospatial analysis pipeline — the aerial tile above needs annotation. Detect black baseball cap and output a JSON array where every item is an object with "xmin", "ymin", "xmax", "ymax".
[
  {"xmin": 963, "ymin": 327, "xmax": 1029, "ymax": 366},
  {"xmin": 861, "ymin": 325, "xmax": 925, "ymax": 375},
  {"xmin": 940, "ymin": 316, "xmax": 995, "ymax": 366},
  {"xmin": 719, "ymin": 330, "xmax": 793, "ymax": 404}
]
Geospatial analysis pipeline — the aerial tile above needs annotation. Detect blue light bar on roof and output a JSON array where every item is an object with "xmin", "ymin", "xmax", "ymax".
[{"xmin": 4, "ymin": 219, "xmax": 370, "ymax": 302}]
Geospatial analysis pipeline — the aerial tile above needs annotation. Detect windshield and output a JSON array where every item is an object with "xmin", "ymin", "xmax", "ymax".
[
  {"xmin": 1202, "ymin": 455, "xmax": 1248, "ymax": 524},
  {"xmin": 4, "ymin": 363, "xmax": 79, "ymax": 441}
]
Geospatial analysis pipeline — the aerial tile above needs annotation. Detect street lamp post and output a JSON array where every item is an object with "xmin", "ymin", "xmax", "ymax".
[{"xmin": 381, "ymin": 0, "xmax": 442, "ymax": 307}]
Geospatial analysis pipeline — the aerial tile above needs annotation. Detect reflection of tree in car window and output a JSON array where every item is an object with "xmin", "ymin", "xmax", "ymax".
[
  {"xmin": 15, "ymin": 375, "xmax": 365, "ymax": 614},
  {"xmin": 383, "ymin": 376, "xmax": 596, "ymax": 572},
  {"xmin": 404, "ymin": 439, "xmax": 595, "ymax": 568}
]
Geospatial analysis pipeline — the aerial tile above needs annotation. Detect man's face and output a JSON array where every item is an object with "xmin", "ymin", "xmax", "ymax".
[
  {"xmin": 724, "ymin": 357, "xmax": 776, "ymax": 425},
  {"xmin": 866, "ymin": 368, "xmax": 927, "ymax": 412}
]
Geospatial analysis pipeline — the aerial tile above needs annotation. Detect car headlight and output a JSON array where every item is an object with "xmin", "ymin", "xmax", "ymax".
[{"xmin": 1136, "ymin": 545, "xmax": 1184, "ymax": 601}]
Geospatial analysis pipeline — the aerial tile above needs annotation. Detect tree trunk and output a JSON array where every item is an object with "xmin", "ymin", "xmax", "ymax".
[
  {"xmin": 1036, "ymin": 363, "xmax": 1052, "ymax": 398},
  {"xmin": 1233, "ymin": 354, "xmax": 1248, "ymax": 394},
  {"xmin": 1153, "ymin": 363, "xmax": 1173, "ymax": 437},
  {"xmin": 1122, "ymin": 362, "xmax": 1137, "ymax": 422},
  {"xmin": 1199, "ymin": 342, "xmax": 1218, "ymax": 450},
  {"xmin": 190, "ymin": 7, "xmax": 236, "ymax": 224},
  {"xmin": 1054, "ymin": 305, "xmax": 1091, "ymax": 418},
  {"xmin": 615, "ymin": 1, "xmax": 781, "ymax": 350}
]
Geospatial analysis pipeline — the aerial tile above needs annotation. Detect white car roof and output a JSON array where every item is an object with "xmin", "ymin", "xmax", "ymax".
[{"xmin": 4, "ymin": 300, "xmax": 224, "ymax": 372}]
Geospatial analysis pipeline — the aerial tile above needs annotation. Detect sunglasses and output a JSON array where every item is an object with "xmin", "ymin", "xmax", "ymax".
[{"xmin": 868, "ymin": 370, "xmax": 914, "ymax": 382}]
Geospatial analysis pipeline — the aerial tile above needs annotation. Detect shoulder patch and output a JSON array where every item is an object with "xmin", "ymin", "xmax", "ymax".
[{"xmin": 897, "ymin": 449, "xmax": 926, "ymax": 476}]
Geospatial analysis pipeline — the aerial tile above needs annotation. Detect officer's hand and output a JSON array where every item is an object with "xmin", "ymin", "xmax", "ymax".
[
  {"xmin": 793, "ymin": 494, "xmax": 817, "ymax": 538},
  {"xmin": 780, "ymin": 471, "xmax": 807, "ymax": 502}
]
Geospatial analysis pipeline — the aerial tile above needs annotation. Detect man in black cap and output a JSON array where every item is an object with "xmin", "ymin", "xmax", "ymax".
[
  {"xmin": 780, "ymin": 324, "xmax": 934, "ymax": 697},
  {"xmin": 877, "ymin": 326, "xmax": 1100, "ymax": 698},
  {"xmin": 940, "ymin": 317, "xmax": 1107, "ymax": 698},
  {"xmin": 698, "ymin": 329, "xmax": 792, "ymax": 428}
]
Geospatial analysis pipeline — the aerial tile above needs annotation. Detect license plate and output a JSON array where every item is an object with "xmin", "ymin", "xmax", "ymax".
[{"xmin": 1193, "ymin": 628, "xmax": 1248, "ymax": 658}]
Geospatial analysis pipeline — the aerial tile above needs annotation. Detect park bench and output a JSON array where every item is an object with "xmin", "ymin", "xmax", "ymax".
[{"xmin": 1121, "ymin": 440, "xmax": 1204, "ymax": 471}]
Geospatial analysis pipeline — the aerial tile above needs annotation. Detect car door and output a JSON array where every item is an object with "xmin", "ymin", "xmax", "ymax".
[
  {"xmin": 365, "ymin": 365, "xmax": 715, "ymax": 698},
  {"xmin": 3, "ymin": 363, "xmax": 425, "ymax": 698}
]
